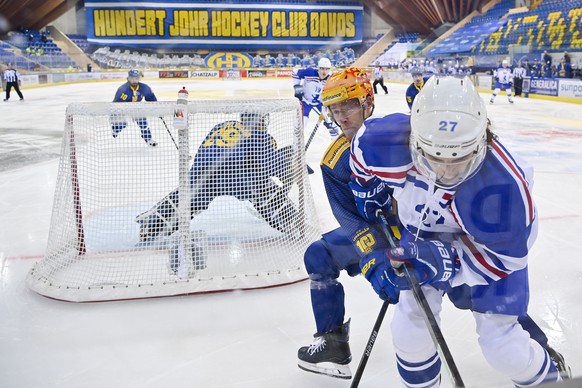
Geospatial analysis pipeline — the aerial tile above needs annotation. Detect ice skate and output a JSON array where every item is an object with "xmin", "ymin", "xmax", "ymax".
[
  {"xmin": 146, "ymin": 138, "xmax": 157, "ymax": 147},
  {"xmin": 490, "ymin": 98, "xmax": 495, "ymax": 104},
  {"xmin": 297, "ymin": 320, "xmax": 352, "ymax": 379},
  {"xmin": 545, "ymin": 346, "xmax": 572, "ymax": 380}
]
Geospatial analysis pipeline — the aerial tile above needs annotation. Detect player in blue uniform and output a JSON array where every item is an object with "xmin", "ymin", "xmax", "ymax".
[
  {"xmin": 136, "ymin": 113, "xmax": 296, "ymax": 258},
  {"xmin": 490, "ymin": 59, "xmax": 514, "ymax": 104},
  {"xmin": 297, "ymin": 68, "xmax": 396, "ymax": 379},
  {"xmin": 112, "ymin": 70, "xmax": 158, "ymax": 146},
  {"xmin": 405, "ymin": 68, "xmax": 431, "ymax": 110},
  {"xmin": 350, "ymin": 76, "xmax": 570, "ymax": 386},
  {"xmin": 292, "ymin": 57, "xmax": 339, "ymax": 138}
]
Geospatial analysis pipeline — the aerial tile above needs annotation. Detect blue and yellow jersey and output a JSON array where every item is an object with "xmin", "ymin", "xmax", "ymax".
[{"xmin": 320, "ymin": 135, "xmax": 392, "ymax": 258}]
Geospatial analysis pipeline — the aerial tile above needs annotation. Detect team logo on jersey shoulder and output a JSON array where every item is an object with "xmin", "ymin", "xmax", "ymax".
[
  {"xmin": 202, "ymin": 120, "xmax": 249, "ymax": 148},
  {"xmin": 321, "ymin": 136, "xmax": 349, "ymax": 169}
]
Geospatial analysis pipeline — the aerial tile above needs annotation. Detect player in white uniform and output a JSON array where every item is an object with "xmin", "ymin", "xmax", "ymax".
[
  {"xmin": 490, "ymin": 59, "xmax": 514, "ymax": 104},
  {"xmin": 349, "ymin": 76, "xmax": 570, "ymax": 386},
  {"xmin": 292, "ymin": 57, "xmax": 339, "ymax": 138}
]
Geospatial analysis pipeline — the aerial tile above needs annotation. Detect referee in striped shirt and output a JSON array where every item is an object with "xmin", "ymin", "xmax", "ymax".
[{"xmin": 3, "ymin": 67, "xmax": 24, "ymax": 101}]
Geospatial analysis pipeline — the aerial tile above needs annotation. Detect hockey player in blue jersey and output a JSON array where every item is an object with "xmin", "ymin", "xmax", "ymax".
[
  {"xmin": 350, "ymin": 76, "xmax": 570, "ymax": 385},
  {"xmin": 405, "ymin": 68, "xmax": 431, "ymax": 110},
  {"xmin": 298, "ymin": 69, "xmax": 399, "ymax": 379},
  {"xmin": 111, "ymin": 69, "xmax": 158, "ymax": 146},
  {"xmin": 297, "ymin": 68, "xmax": 397, "ymax": 379},
  {"xmin": 136, "ymin": 113, "xmax": 296, "ymax": 262},
  {"xmin": 292, "ymin": 57, "xmax": 339, "ymax": 138},
  {"xmin": 490, "ymin": 59, "xmax": 514, "ymax": 104}
]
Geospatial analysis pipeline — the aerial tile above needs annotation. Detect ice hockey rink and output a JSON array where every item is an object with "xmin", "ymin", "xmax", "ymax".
[{"xmin": 1, "ymin": 77, "xmax": 581, "ymax": 388}]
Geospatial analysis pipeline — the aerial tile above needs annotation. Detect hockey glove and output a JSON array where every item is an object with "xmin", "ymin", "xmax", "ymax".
[
  {"xmin": 293, "ymin": 84, "xmax": 304, "ymax": 101},
  {"xmin": 360, "ymin": 250, "xmax": 399, "ymax": 302},
  {"xmin": 349, "ymin": 178, "xmax": 392, "ymax": 223},
  {"xmin": 385, "ymin": 241, "xmax": 459, "ymax": 287}
]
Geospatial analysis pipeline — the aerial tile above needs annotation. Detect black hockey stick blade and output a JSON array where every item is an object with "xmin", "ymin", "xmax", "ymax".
[{"xmin": 350, "ymin": 299, "xmax": 390, "ymax": 388}]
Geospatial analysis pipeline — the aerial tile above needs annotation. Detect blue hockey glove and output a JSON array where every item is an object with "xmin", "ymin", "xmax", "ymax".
[
  {"xmin": 360, "ymin": 250, "xmax": 399, "ymax": 302},
  {"xmin": 349, "ymin": 178, "xmax": 392, "ymax": 223},
  {"xmin": 293, "ymin": 84, "xmax": 304, "ymax": 100},
  {"xmin": 385, "ymin": 241, "xmax": 459, "ymax": 286}
]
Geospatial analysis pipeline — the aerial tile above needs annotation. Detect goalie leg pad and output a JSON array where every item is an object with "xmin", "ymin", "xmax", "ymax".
[{"xmin": 136, "ymin": 191, "xmax": 180, "ymax": 242}]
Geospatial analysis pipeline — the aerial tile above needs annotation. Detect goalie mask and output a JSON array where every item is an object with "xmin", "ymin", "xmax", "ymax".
[
  {"xmin": 410, "ymin": 76, "xmax": 487, "ymax": 189},
  {"xmin": 240, "ymin": 112, "xmax": 269, "ymax": 131}
]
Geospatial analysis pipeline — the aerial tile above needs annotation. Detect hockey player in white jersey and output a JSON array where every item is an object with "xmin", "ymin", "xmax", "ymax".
[
  {"xmin": 490, "ymin": 59, "xmax": 514, "ymax": 103},
  {"xmin": 292, "ymin": 57, "xmax": 339, "ymax": 138},
  {"xmin": 350, "ymin": 76, "xmax": 570, "ymax": 386}
]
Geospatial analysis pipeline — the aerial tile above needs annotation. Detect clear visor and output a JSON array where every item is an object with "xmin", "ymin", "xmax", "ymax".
[
  {"xmin": 412, "ymin": 146, "xmax": 486, "ymax": 189},
  {"xmin": 128, "ymin": 76, "xmax": 140, "ymax": 84},
  {"xmin": 326, "ymin": 98, "xmax": 362, "ymax": 120}
]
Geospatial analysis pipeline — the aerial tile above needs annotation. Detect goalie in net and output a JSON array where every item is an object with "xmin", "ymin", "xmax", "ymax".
[{"xmin": 136, "ymin": 112, "xmax": 297, "ymax": 255}]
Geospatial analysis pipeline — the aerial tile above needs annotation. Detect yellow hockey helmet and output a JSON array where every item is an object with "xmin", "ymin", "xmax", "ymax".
[{"xmin": 321, "ymin": 67, "xmax": 373, "ymax": 107}]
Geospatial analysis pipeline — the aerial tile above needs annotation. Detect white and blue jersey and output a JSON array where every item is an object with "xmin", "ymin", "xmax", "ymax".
[
  {"xmin": 493, "ymin": 65, "xmax": 513, "ymax": 90},
  {"xmin": 350, "ymin": 113, "xmax": 536, "ymax": 316},
  {"xmin": 292, "ymin": 67, "xmax": 329, "ymax": 118}
]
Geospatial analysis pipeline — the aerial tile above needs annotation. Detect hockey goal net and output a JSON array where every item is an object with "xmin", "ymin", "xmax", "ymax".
[{"xmin": 27, "ymin": 98, "xmax": 321, "ymax": 302}]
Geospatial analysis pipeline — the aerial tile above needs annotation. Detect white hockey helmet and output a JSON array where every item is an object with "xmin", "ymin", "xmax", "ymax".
[
  {"xmin": 318, "ymin": 57, "xmax": 332, "ymax": 68},
  {"xmin": 410, "ymin": 76, "xmax": 488, "ymax": 189}
]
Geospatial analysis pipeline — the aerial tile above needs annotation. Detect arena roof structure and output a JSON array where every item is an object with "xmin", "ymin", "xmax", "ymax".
[{"xmin": 0, "ymin": 0, "xmax": 496, "ymax": 37}]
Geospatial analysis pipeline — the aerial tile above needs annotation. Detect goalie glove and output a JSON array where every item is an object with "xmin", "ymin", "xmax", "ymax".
[
  {"xmin": 385, "ymin": 241, "xmax": 459, "ymax": 287},
  {"xmin": 349, "ymin": 178, "xmax": 392, "ymax": 223},
  {"xmin": 293, "ymin": 84, "xmax": 304, "ymax": 101}
]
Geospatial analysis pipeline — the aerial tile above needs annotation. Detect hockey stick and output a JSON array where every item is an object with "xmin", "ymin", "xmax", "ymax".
[
  {"xmin": 377, "ymin": 213, "xmax": 465, "ymax": 388},
  {"xmin": 304, "ymin": 112, "xmax": 325, "ymax": 175},
  {"xmin": 350, "ymin": 299, "xmax": 390, "ymax": 388},
  {"xmin": 160, "ymin": 117, "xmax": 179, "ymax": 150},
  {"xmin": 304, "ymin": 112, "xmax": 324, "ymax": 152}
]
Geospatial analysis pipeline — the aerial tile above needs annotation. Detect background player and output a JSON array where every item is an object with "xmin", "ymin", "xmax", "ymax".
[
  {"xmin": 136, "ymin": 112, "xmax": 296, "ymax": 271},
  {"xmin": 297, "ymin": 68, "xmax": 396, "ymax": 379},
  {"xmin": 292, "ymin": 57, "xmax": 339, "ymax": 138},
  {"xmin": 350, "ymin": 76, "xmax": 570, "ymax": 386},
  {"xmin": 490, "ymin": 59, "xmax": 514, "ymax": 104},
  {"xmin": 111, "ymin": 69, "xmax": 158, "ymax": 146},
  {"xmin": 405, "ymin": 68, "xmax": 430, "ymax": 110}
]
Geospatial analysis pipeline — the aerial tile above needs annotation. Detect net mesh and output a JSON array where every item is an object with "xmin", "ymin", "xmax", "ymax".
[{"xmin": 26, "ymin": 98, "xmax": 320, "ymax": 302}]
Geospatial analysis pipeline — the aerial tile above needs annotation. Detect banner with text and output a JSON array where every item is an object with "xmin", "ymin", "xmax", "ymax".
[{"xmin": 85, "ymin": 0, "xmax": 363, "ymax": 48}]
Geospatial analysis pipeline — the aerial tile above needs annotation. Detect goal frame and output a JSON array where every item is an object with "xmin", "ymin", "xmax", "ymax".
[{"xmin": 26, "ymin": 98, "xmax": 320, "ymax": 302}]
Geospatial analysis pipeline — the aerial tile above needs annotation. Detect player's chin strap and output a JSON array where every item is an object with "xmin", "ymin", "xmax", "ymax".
[{"xmin": 377, "ymin": 212, "xmax": 465, "ymax": 388}]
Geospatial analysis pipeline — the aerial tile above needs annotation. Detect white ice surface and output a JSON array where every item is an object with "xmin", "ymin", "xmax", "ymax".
[{"xmin": 0, "ymin": 79, "xmax": 581, "ymax": 388}]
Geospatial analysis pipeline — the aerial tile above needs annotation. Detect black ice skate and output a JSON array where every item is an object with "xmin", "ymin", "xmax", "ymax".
[
  {"xmin": 297, "ymin": 320, "xmax": 352, "ymax": 379},
  {"xmin": 545, "ymin": 345, "xmax": 572, "ymax": 380}
]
